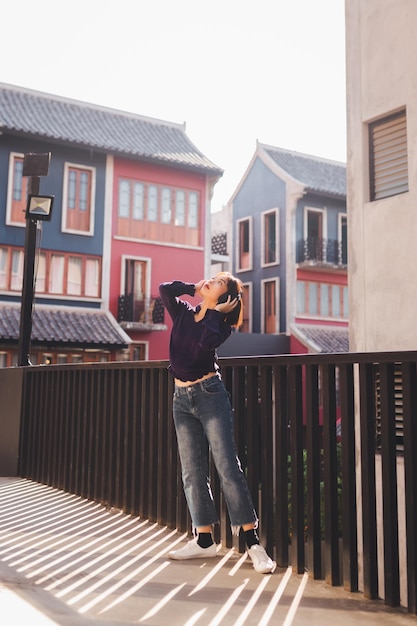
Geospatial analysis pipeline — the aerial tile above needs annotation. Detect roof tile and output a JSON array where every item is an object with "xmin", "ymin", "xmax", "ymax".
[
  {"xmin": 260, "ymin": 143, "xmax": 346, "ymax": 198},
  {"xmin": 0, "ymin": 305, "xmax": 131, "ymax": 348},
  {"xmin": 292, "ymin": 324, "xmax": 349, "ymax": 353},
  {"xmin": 0, "ymin": 83, "xmax": 223, "ymax": 175}
]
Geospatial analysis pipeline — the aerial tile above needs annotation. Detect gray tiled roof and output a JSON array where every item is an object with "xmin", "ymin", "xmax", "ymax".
[
  {"xmin": 0, "ymin": 83, "xmax": 223, "ymax": 175},
  {"xmin": 0, "ymin": 304, "xmax": 131, "ymax": 348},
  {"xmin": 292, "ymin": 324, "xmax": 349, "ymax": 353},
  {"xmin": 260, "ymin": 143, "xmax": 346, "ymax": 198}
]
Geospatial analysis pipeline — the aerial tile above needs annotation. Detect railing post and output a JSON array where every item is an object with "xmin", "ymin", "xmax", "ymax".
[
  {"xmin": 306, "ymin": 363, "xmax": 322, "ymax": 579},
  {"xmin": 339, "ymin": 363, "xmax": 358, "ymax": 591},
  {"xmin": 359, "ymin": 362, "xmax": 379, "ymax": 599},
  {"xmin": 288, "ymin": 364, "xmax": 305, "ymax": 574}
]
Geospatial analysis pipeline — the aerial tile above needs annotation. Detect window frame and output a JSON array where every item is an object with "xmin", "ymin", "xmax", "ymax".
[
  {"xmin": 338, "ymin": 213, "xmax": 348, "ymax": 266},
  {"xmin": 240, "ymin": 282, "xmax": 252, "ymax": 333},
  {"xmin": 6, "ymin": 152, "xmax": 28, "ymax": 227},
  {"xmin": 261, "ymin": 277, "xmax": 280, "ymax": 334},
  {"xmin": 62, "ymin": 162, "xmax": 96, "ymax": 235},
  {"xmin": 261, "ymin": 208, "xmax": 280, "ymax": 267},
  {"xmin": 369, "ymin": 109, "xmax": 408, "ymax": 201},
  {"xmin": 236, "ymin": 217, "xmax": 253, "ymax": 272},
  {"xmin": 0, "ymin": 245, "xmax": 101, "ymax": 298}
]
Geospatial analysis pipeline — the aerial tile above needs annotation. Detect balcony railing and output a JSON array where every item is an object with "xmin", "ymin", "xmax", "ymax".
[
  {"xmin": 117, "ymin": 294, "xmax": 165, "ymax": 330},
  {"xmin": 3, "ymin": 350, "xmax": 417, "ymax": 613},
  {"xmin": 297, "ymin": 237, "xmax": 348, "ymax": 266}
]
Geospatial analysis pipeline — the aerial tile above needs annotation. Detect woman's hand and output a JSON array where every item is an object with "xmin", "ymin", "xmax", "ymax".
[{"xmin": 215, "ymin": 295, "xmax": 239, "ymax": 314}]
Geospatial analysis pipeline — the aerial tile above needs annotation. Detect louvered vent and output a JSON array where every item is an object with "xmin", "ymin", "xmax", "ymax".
[
  {"xmin": 375, "ymin": 364, "xmax": 404, "ymax": 453},
  {"xmin": 369, "ymin": 110, "xmax": 408, "ymax": 201}
]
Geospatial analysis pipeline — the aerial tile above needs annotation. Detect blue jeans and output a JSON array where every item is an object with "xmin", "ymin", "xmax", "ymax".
[{"xmin": 173, "ymin": 375, "xmax": 258, "ymax": 534}]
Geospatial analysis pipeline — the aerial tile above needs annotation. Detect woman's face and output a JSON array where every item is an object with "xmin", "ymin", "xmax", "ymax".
[{"xmin": 201, "ymin": 274, "xmax": 229, "ymax": 302}]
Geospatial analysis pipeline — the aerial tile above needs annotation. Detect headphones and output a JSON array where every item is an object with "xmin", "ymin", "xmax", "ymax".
[{"xmin": 217, "ymin": 287, "xmax": 242, "ymax": 305}]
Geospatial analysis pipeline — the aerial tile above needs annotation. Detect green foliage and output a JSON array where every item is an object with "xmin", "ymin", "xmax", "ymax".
[{"xmin": 288, "ymin": 443, "xmax": 342, "ymax": 541}]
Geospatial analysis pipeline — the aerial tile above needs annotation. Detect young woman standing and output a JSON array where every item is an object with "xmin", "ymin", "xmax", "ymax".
[{"xmin": 159, "ymin": 273, "xmax": 275, "ymax": 574}]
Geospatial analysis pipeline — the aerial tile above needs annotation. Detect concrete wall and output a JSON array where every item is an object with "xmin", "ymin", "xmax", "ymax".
[
  {"xmin": 346, "ymin": 0, "xmax": 417, "ymax": 351},
  {"xmin": 0, "ymin": 367, "xmax": 23, "ymax": 476}
]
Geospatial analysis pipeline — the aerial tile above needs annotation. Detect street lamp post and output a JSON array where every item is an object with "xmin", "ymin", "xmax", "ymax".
[{"xmin": 17, "ymin": 153, "xmax": 54, "ymax": 366}]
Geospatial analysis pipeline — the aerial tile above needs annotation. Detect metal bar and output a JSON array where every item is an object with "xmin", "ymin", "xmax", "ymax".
[
  {"xmin": 359, "ymin": 362, "xmax": 378, "ymax": 600},
  {"xmin": 274, "ymin": 364, "xmax": 289, "ymax": 567},
  {"xmin": 379, "ymin": 363, "xmax": 400, "ymax": 607},
  {"xmin": 288, "ymin": 364, "xmax": 305, "ymax": 574},
  {"xmin": 339, "ymin": 363, "xmax": 358, "ymax": 592},
  {"xmin": 305, "ymin": 363, "xmax": 322, "ymax": 579},
  {"xmin": 259, "ymin": 365, "xmax": 274, "ymax": 554},
  {"xmin": 402, "ymin": 361, "xmax": 417, "ymax": 614},
  {"xmin": 322, "ymin": 363, "xmax": 341, "ymax": 586}
]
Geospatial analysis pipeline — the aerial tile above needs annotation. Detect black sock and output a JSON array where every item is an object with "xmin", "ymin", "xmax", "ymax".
[
  {"xmin": 244, "ymin": 528, "xmax": 260, "ymax": 549},
  {"xmin": 197, "ymin": 532, "xmax": 214, "ymax": 548}
]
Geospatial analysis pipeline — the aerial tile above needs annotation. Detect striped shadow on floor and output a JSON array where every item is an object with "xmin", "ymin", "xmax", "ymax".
[{"xmin": 0, "ymin": 478, "xmax": 311, "ymax": 625}]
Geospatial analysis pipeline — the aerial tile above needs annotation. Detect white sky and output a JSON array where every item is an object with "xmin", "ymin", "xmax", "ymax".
[{"xmin": 1, "ymin": 0, "xmax": 346, "ymax": 212}]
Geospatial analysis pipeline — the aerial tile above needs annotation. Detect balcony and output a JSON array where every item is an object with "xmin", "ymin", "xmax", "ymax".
[
  {"xmin": 297, "ymin": 237, "xmax": 348, "ymax": 268},
  {"xmin": 2, "ymin": 351, "xmax": 417, "ymax": 616},
  {"xmin": 117, "ymin": 293, "xmax": 166, "ymax": 331}
]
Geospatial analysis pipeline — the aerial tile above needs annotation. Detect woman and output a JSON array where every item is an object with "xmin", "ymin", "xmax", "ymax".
[{"xmin": 159, "ymin": 272, "xmax": 276, "ymax": 574}]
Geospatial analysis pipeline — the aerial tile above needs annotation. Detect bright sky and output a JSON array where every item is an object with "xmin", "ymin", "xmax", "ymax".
[{"xmin": 1, "ymin": 0, "xmax": 346, "ymax": 212}]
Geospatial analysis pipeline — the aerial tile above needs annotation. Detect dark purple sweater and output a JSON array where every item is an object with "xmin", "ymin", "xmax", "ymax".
[{"xmin": 159, "ymin": 281, "xmax": 232, "ymax": 382}]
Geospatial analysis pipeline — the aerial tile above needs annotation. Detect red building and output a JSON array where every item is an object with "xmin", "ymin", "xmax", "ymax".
[
  {"xmin": 0, "ymin": 83, "xmax": 223, "ymax": 365},
  {"xmin": 111, "ymin": 157, "xmax": 221, "ymax": 360}
]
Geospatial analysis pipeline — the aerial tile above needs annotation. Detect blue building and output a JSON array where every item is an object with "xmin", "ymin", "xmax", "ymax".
[{"xmin": 217, "ymin": 142, "xmax": 348, "ymax": 356}]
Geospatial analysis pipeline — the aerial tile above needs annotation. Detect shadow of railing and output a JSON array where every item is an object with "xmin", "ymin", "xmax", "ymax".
[{"xmin": 3, "ymin": 351, "xmax": 417, "ymax": 614}]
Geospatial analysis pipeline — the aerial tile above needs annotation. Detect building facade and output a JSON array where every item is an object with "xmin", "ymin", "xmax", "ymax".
[
  {"xmin": 345, "ymin": 0, "xmax": 417, "ymax": 352},
  {"xmin": 223, "ymin": 141, "xmax": 348, "ymax": 355},
  {"xmin": 0, "ymin": 84, "xmax": 222, "ymax": 365}
]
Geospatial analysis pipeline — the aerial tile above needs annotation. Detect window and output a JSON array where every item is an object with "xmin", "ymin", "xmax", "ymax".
[
  {"xmin": 237, "ymin": 218, "xmax": 251, "ymax": 271},
  {"xmin": 148, "ymin": 185, "xmax": 158, "ymax": 221},
  {"xmin": 321, "ymin": 284, "xmax": 329, "ymax": 316},
  {"xmin": 297, "ymin": 281, "xmax": 306, "ymax": 314},
  {"xmin": 118, "ymin": 180, "xmax": 130, "ymax": 218},
  {"xmin": 49, "ymin": 255, "xmax": 65, "ymax": 293},
  {"xmin": 0, "ymin": 247, "xmax": 101, "ymax": 297},
  {"xmin": 262, "ymin": 209, "xmax": 279, "ymax": 266},
  {"xmin": 68, "ymin": 256, "xmax": 83, "ymax": 295},
  {"xmin": 296, "ymin": 280, "xmax": 348, "ymax": 319},
  {"xmin": 304, "ymin": 207, "xmax": 326, "ymax": 262},
  {"xmin": 263, "ymin": 279, "xmax": 279, "ymax": 333},
  {"xmin": 11, "ymin": 250, "xmax": 24, "ymax": 291},
  {"xmin": 175, "ymin": 190, "xmax": 185, "ymax": 226},
  {"xmin": 0, "ymin": 248, "xmax": 8, "ymax": 289},
  {"xmin": 122, "ymin": 257, "xmax": 151, "ymax": 322},
  {"xmin": 240, "ymin": 283, "xmax": 251, "ymax": 333},
  {"xmin": 131, "ymin": 343, "xmax": 148, "ymax": 360},
  {"xmin": 115, "ymin": 180, "xmax": 200, "ymax": 245},
  {"xmin": 188, "ymin": 192, "xmax": 198, "ymax": 228},
  {"xmin": 161, "ymin": 188, "xmax": 171, "ymax": 224},
  {"xmin": 62, "ymin": 163, "xmax": 95, "ymax": 234},
  {"xmin": 369, "ymin": 110, "xmax": 408, "ymax": 201},
  {"xmin": 36, "ymin": 253, "xmax": 46, "ymax": 292},
  {"xmin": 85, "ymin": 259, "xmax": 100, "ymax": 297},
  {"xmin": 6, "ymin": 153, "xmax": 28, "ymax": 226},
  {"xmin": 133, "ymin": 183, "xmax": 144, "ymax": 220},
  {"xmin": 339, "ymin": 214, "xmax": 348, "ymax": 265}
]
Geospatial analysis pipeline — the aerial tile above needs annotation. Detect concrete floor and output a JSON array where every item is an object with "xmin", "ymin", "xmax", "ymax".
[{"xmin": 1, "ymin": 477, "xmax": 417, "ymax": 626}]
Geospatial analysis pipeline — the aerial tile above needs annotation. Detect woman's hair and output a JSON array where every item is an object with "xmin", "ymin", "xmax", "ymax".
[{"xmin": 216, "ymin": 272, "xmax": 244, "ymax": 328}]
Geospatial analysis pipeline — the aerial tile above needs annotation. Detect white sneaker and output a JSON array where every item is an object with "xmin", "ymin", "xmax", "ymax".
[
  {"xmin": 168, "ymin": 537, "xmax": 217, "ymax": 560},
  {"xmin": 248, "ymin": 544, "xmax": 276, "ymax": 573}
]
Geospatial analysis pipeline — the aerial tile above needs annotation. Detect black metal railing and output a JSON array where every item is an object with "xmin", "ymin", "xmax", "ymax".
[
  {"xmin": 10, "ymin": 350, "xmax": 417, "ymax": 613},
  {"xmin": 297, "ymin": 237, "xmax": 348, "ymax": 266},
  {"xmin": 117, "ymin": 294, "xmax": 164, "ymax": 325}
]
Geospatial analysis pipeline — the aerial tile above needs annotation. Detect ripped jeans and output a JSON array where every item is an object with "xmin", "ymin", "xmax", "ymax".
[{"xmin": 172, "ymin": 375, "xmax": 258, "ymax": 534}]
